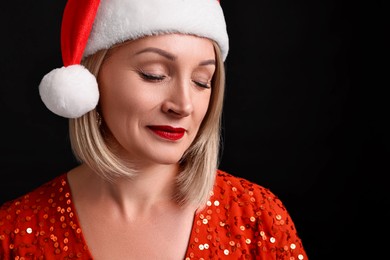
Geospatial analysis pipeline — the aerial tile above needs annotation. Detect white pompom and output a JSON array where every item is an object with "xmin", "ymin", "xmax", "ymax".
[{"xmin": 39, "ymin": 64, "xmax": 99, "ymax": 118}]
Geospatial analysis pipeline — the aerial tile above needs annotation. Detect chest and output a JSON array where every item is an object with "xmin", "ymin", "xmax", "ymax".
[{"xmin": 79, "ymin": 210, "xmax": 195, "ymax": 260}]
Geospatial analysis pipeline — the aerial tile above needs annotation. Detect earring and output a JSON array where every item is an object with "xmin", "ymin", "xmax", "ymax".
[{"xmin": 96, "ymin": 111, "xmax": 102, "ymax": 127}]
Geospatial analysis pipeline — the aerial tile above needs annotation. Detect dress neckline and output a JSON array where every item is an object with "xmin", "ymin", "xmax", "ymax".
[{"xmin": 63, "ymin": 172, "xmax": 199, "ymax": 259}]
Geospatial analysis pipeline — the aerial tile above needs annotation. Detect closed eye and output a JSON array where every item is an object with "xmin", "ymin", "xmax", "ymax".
[
  {"xmin": 139, "ymin": 72, "xmax": 166, "ymax": 81},
  {"xmin": 193, "ymin": 80, "xmax": 211, "ymax": 89}
]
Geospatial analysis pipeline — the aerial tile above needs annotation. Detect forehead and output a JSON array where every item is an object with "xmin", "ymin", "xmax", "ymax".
[{"xmin": 112, "ymin": 33, "xmax": 216, "ymax": 59}]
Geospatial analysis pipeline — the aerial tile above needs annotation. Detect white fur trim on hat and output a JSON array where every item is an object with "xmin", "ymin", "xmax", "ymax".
[
  {"xmin": 39, "ymin": 0, "xmax": 228, "ymax": 119},
  {"xmin": 84, "ymin": 0, "xmax": 229, "ymax": 60}
]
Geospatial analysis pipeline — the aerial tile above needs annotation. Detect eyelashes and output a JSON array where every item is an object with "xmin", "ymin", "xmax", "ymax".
[
  {"xmin": 139, "ymin": 71, "xmax": 166, "ymax": 81},
  {"xmin": 193, "ymin": 81, "xmax": 211, "ymax": 89},
  {"xmin": 138, "ymin": 71, "xmax": 211, "ymax": 89}
]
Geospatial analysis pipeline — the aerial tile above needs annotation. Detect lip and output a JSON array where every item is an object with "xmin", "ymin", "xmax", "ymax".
[{"xmin": 148, "ymin": 125, "xmax": 186, "ymax": 141}]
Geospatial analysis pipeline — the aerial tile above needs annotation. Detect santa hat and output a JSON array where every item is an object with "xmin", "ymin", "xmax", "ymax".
[{"xmin": 39, "ymin": 0, "xmax": 229, "ymax": 119}]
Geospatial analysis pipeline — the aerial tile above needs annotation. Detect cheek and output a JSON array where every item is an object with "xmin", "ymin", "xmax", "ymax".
[
  {"xmin": 100, "ymin": 89, "xmax": 158, "ymax": 130},
  {"xmin": 99, "ymin": 69, "xmax": 151, "ymax": 114},
  {"xmin": 195, "ymin": 93, "xmax": 212, "ymax": 123},
  {"xmin": 100, "ymin": 81, "xmax": 131, "ymax": 116},
  {"xmin": 98, "ymin": 72, "xmax": 140, "ymax": 131}
]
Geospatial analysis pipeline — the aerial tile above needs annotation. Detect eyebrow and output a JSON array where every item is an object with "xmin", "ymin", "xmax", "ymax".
[
  {"xmin": 135, "ymin": 47, "xmax": 176, "ymax": 60},
  {"xmin": 135, "ymin": 47, "xmax": 216, "ymax": 66},
  {"xmin": 199, "ymin": 59, "xmax": 216, "ymax": 66}
]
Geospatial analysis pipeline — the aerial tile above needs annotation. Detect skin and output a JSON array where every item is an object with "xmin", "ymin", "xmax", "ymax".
[
  {"xmin": 67, "ymin": 34, "xmax": 216, "ymax": 259},
  {"xmin": 99, "ymin": 33, "xmax": 214, "ymax": 166}
]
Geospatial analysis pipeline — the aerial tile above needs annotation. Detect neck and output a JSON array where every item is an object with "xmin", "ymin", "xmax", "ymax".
[{"xmin": 68, "ymin": 163, "xmax": 182, "ymax": 220}]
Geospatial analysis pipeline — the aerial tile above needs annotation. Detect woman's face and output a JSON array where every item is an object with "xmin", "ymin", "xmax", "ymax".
[{"xmin": 98, "ymin": 34, "xmax": 215, "ymax": 166}]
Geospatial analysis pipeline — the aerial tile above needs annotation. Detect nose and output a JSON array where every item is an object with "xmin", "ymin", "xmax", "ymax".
[{"xmin": 161, "ymin": 80, "xmax": 194, "ymax": 117}]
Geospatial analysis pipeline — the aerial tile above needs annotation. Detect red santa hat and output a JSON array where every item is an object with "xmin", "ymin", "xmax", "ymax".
[{"xmin": 39, "ymin": 0, "xmax": 229, "ymax": 118}]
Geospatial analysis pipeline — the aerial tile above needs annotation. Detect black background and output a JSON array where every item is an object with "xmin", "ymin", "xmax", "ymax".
[{"xmin": 0, "ymin": 1, "xmax": 387, "ymax": 259}]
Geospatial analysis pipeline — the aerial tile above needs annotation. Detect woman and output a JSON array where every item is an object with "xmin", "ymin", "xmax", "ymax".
[{"xmin": 0, "ymin": 0, "xmax": 308, "ymax": 259}]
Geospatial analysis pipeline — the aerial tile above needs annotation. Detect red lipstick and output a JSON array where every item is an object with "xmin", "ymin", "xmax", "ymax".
[{"xmin": 148, "ymin": 125, "xmax": 185, "ymax": 141}]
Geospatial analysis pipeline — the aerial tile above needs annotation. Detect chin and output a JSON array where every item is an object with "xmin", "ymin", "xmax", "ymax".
[{"xmin": 155, "ymin": 156, "xmax": 184, "ymax": 165}]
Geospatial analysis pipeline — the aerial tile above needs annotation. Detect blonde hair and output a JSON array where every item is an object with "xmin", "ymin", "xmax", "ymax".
[{"xmin": 69, "ymin": 40, "xmax": 225, "ymax": 208}]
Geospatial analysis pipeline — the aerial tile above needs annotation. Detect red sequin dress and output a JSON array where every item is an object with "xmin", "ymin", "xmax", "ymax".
[{"xmin": 0, "ymin": 170, "xmax": 308, "ymax": 259}]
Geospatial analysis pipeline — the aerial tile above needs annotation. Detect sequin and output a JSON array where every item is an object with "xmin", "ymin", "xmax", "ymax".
[
  {"xmin": 184, "ymin": 170, "xmax": 308, "ymax": 259},
  {"xmin": 1, "ymin": 170, "xmax": 308, "ymax": 259},
  {"xmin": 0, "ymin": 176, "xmax": 92, "ymax": 259}
]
